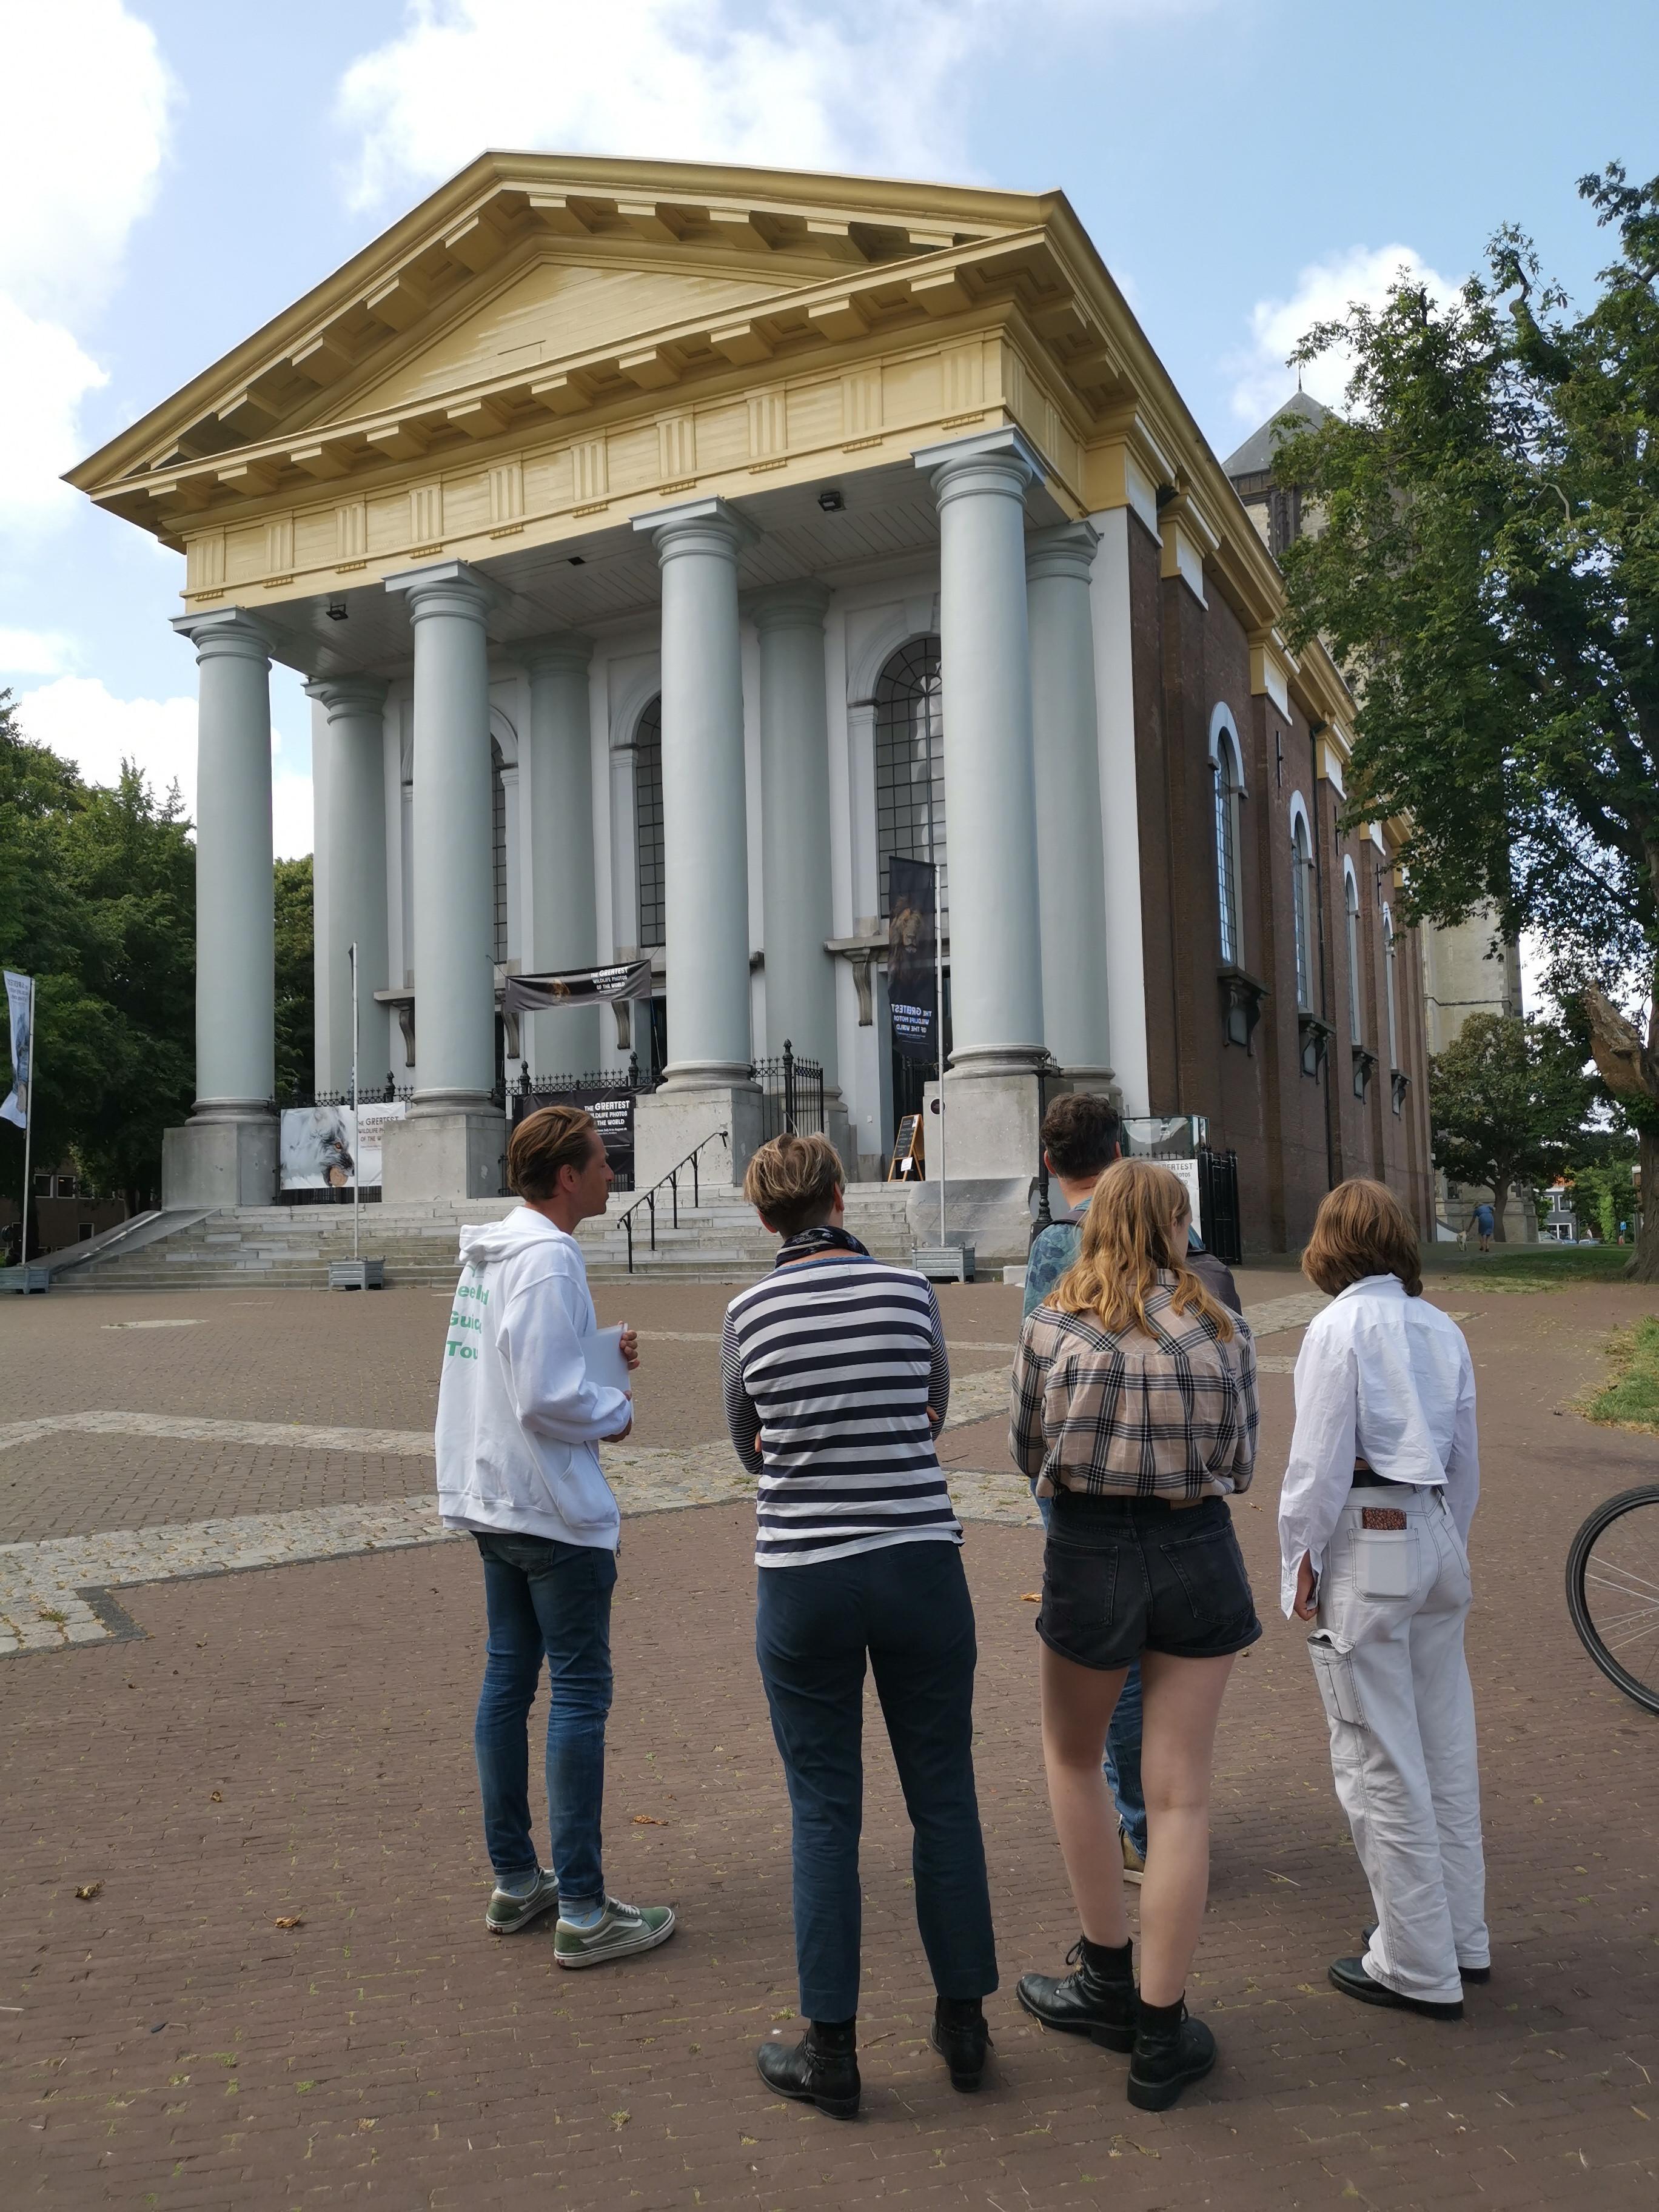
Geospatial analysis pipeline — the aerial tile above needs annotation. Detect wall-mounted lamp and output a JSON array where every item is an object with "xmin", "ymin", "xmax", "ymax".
[
  {"xmin": 326, "ymin": 596, "xmax": 348, "ymax": 622},
  {"xmin": 817, "ymin": 488, "xmax": 845, "ymax": 513}
]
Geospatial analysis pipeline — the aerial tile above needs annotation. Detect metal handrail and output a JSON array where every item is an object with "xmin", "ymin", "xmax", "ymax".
[{"xmin": 613, "ymin": 1128, "xmax": 729, "ymax": 1274}]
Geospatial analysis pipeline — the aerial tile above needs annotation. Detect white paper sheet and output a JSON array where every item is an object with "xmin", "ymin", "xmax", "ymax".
[{"xmin": 586, "ymin": 1323, "xmax": 632, "ymax": 1398}]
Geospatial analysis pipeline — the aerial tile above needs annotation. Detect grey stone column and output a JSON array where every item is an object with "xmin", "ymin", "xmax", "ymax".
[
  {"xmin": 162, "ymin": 608, "xmax": 278, "ymax": 1207},
  {"xmin": 521, "ymin": 634, "xmax": 599, "ymax": 1076},
  {"xmin": 631, "ymin": 497, "xmax": 759, "ymax": 1183},
  {"xmin": 1027, "ymin": 521, "xmax": 1113, "ymax": 1083},
  {"xmin": 914, "ymin": 428, "xmax": 1047, "ymax": 1081},
  {"xmin": 753, "ymin": 583, "xmax": 839, "ymax": 1084},
  {"xmin": 380, "ymin": 559, "xmax": 503, "ymax": 1202},
  {"xmin": 305, "ymin": 676, "xmax": 390, "ymax": 1094}
]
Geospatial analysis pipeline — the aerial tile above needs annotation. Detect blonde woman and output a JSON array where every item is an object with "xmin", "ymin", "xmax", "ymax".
[{"xmin": 1011, "ymin": 1159, "xmax": 1259, "ymax": 2111}]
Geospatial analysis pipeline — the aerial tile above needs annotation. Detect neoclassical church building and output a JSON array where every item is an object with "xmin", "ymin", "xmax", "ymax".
[{"xmin": 72, "ymin": 153, "xmax": 1433, "ymax": 1255}]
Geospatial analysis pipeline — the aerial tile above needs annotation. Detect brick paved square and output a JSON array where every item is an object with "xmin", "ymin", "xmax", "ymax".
[{"xmin": 1, "ymin": 1274, "xmax": 1657, "ymax": 2208}]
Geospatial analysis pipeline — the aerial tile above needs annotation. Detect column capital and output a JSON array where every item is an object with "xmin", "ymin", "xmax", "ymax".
[
  {"xmin": 913, "ymin": 424, "xmax": 1047, "ymax": 506},
  {"xmin": 748, "ymin": 578, "xmax": 831, "ymax": 633},
  {"xmin": 171, "ymin": 607, "xmax": 273, "ymax": 666},
  {"xmin": 517, "ymin": 631, "xmax": 595, "ymax": 679},
  {"xmin": 384, "ymin": 557, "xmax": 498, "ymax": 626},
  {"xmin": 304, "ymin": 673, "xmax": 389, "ymax": 722},
  {"xmin": 632, "ymin": 494, "xmax": 756, "ymax": 565},
  {"xmin": 1025, "ymin": 518, "xmax": 1101, "ymax": 585}
]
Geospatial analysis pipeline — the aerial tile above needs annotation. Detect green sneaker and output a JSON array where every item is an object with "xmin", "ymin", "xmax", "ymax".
[
  {"xmin": 554, "ymin": 1896, "xmax": 677, "ymax": 1969},
  {"xmin": 485, "ymin": 1869, "xmax": 560, "ymax": 1934}
]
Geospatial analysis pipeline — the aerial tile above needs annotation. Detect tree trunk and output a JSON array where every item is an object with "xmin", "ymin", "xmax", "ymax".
[
  {"xmin": 1629, "ymin": 1127, "xmax": 1659, "ymax": 1282},
  {"xmin": 1489, "ymin": 1178, "xmax": 1510, "ymax": 1243}
]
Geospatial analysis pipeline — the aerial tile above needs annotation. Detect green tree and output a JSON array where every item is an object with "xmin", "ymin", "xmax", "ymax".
[
  {"xmin": 1273, "ymin": 163, "xmax": 1659, "ymax": 1275},
  {"xmin": 1427, "ymin": 1014, "xmax": 1589, "ymax": 1242},
  {"xmin": 273, "ymin": 854, "xmax": 314, "ymax": 1101},
  {"xmin": 0, "ymin": 691, "xmax": 195, "ymax": 1208}
]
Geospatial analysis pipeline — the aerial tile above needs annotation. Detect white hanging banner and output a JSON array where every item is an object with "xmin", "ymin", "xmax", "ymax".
[{"xmin": 1, "ymin": 970, "xmax": 32, "ymax": 1131}]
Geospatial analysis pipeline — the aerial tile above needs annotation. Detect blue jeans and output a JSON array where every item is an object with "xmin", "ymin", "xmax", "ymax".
[
  {"xmin": 756, "ymin": 1540, "xmax": 999, "ymax": 2023},
  {"xmin": 1034, "ymin": 1484, "xmax": 1147, "ymax": 1858},
  {"xmin": 472, "ymin": 1531, "xmax": 617, "ymax": 1912}
]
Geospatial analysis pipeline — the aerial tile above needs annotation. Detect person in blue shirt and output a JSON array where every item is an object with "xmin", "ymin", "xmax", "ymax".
[{"xmin": 1024, "ymin": 1096, "xmax": 1242, "ymax": 1887}]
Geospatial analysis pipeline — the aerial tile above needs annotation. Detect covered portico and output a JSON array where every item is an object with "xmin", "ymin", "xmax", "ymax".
[{"xmin": 70, "ymin": 151, "xmax": 1293, "ymax": 1216}]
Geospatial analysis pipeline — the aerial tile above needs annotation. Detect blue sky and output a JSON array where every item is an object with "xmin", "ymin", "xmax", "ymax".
[{"xmin": 3, "ymin": 0, "xmax": 1655, "ymax": 860}]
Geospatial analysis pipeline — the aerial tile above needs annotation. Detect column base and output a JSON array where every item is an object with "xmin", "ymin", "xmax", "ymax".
[
  {"xmin": 825, "ymin": 1097, "xmax": 855, "ymax": 1179},
  {"xmin": 380, "ymin": 1108, "xmax": 506, "ymax": 1205},
  {"xmin": 923, "ymin": 1068, "xmax": 1045, "ymax": 1182},
  {"xmin": 634, "ymin": 1084, "xmax": 762, "ymax": 1192},
  {"xmin": 1059, "ymin": 1066, "xmax": 1122, "ymax": 1105},
  {"xmin": 162, "ymin": 1116, "xmax": 278, "ymax": 1210}
]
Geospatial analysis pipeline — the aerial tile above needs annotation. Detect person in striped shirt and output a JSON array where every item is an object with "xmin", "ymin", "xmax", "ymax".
[{"xmin": 722, "ymin": 1133, "xmax": 997, "ymax": 2118}]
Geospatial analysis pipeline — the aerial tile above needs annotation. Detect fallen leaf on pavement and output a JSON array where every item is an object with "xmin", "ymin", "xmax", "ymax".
[
  {"xmin": 1020, "ymin": 1592, "xmax": 1040, "ymax": 1603},
  {"xmin": 74, "ymin": 1882, "xmax": 102, "ymax": 1902},
  {"xmin": 210, "ymin": 1790, "xmax": 223, "ymax": 1803},
  {"xmin": 632, "ymin": 1815, "xmax": 669, "ymax": 1826},
  {"xmin": 273, "ymin": 1916, "xmax": 304, "ymax": 1929}
]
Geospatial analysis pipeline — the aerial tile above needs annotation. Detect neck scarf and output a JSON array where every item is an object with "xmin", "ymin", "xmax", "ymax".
[{"xmin": 774, "ymin": 1224, "xmax": 871, "ymax": 1267}]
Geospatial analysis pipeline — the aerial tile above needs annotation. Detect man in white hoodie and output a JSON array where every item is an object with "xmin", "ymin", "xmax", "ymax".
[{"xmin": 437, "ymin": 1104, "xmax": 675, "ymax": 1968}]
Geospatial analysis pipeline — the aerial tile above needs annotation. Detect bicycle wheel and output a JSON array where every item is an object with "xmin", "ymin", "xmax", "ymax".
[{"xmin": 1566, "ymin": 1486, "xmax": 1659, "ymax": 1717}]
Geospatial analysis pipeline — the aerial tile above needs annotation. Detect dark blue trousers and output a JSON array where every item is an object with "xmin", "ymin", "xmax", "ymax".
[{"xmin": 755, "ymin": 1539, "xmax": 998, "ymax": 2022}]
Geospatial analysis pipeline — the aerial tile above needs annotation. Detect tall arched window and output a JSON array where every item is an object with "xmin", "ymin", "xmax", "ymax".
[
  {"xmin": 490, "ymin": 736, "xmax": 508, "ymax": 965},
  {"xmin": 1290, "ymin": 801, "xmax": 1313, "ymax": 1011},
  {"xmin": 1344, "ymin": 859, "xmax": 1363, "ymax": 1044},
  {"xmin": 1383, "ymin": 902, "xmax": 1400, "ymax": 1072},
  {"xmin": 634, "ymin": 695, "xmax": 664, "ymax": 949},
  {"xmin": 874, "ymin": 635, "xmax": 946, "ymax": 919},
  {"xmin": 1210, "ymin": 714, "xmax": 1244, "ymax": 966}
]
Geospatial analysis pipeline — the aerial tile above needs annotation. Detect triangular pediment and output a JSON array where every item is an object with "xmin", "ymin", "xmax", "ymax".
[{"xmin": 331, "ymin": 255, "xmax": 791, "ymax": 426}]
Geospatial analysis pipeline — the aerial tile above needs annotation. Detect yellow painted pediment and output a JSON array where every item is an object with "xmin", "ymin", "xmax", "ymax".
[{"xmin": 333, "ymin": 255, "xmax": 788, "ymax": 424}]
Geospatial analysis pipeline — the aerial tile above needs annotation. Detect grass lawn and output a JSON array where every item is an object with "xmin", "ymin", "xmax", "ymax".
[
  {"xmin": 1582, "ymin": 1313, "xmax": 1659, "ymax": 1432},
  {"xmin": 1423, "ymin": 1244, "xmax": 1636, "ymax": 1293}
]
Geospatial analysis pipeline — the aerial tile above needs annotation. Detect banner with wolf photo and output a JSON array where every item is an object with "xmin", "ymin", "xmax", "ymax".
[{"xmin": 886, "ymin": 856, "xmax": 938, "ymax": 1063}]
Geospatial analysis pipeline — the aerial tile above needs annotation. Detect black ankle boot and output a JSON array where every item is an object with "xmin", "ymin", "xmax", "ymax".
[
  {"xmin": 930, "ymin": 1996, "xmax": 991, "ymax": 2091},
  {"xmin": 1127, "ymin": 1996, "xmax": 1216, "ymax": 2111},
  {"xmin": 1016, "ymin": 1937, "xmax": 1137, "ymax": 2053},
  {"xmin": 755, "ymin": 2018, "xmax": 860, "ymax": 2119}
]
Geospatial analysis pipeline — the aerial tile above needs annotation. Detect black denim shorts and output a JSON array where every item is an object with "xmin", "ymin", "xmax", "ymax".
[{"xmin": 1038, "ymin": 1490, "xmax": 1262, "ymax": 1670}]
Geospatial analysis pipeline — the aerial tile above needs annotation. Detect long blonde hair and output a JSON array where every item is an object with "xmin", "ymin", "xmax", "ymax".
[{"xmin": 1050, "ymin": 1157, "xmax": 1235, "ymax": 1341}]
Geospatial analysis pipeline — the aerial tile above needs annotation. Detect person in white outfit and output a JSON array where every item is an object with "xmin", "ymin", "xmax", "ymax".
[
  {"xmin": 436, "ymin": 1104, "xmax": 675, "ymax": 1969},
  {"xmin": 1279, "ymin": 1177, "xmax": 1489, "ymax": 2021}
]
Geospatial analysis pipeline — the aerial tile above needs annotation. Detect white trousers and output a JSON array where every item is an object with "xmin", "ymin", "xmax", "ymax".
[{"xmin": 1309, "ymin": 1487, "xmax": 1489, "ymax": 2004}]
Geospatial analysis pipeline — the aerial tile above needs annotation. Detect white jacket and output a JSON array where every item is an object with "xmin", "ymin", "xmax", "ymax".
[{"xmin": 435, "ymin": 1207, "xmax": 631, "ymax": 1550}]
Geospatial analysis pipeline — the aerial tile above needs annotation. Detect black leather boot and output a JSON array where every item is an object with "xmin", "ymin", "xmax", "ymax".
[
  {"xmin": 930, "ymin": 1996, "xmax": 991, "ymax": 2091},
  {"xmin": 755, "ymin": 2018, "xmax": 860, "ymax": 2118},
  {"xmin": 1127, "ymin": 1996, "xmax": 1216, "ymax": 2111},
  {"xmin": 1016, "ymin": 1937, "xmax": 1137, "ymax": 2052}
]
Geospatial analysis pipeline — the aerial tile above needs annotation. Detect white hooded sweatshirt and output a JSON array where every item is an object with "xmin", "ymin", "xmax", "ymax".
[{"xmin": 435, "ymin": 1207, "xmax": 631, "ymax": 1550}]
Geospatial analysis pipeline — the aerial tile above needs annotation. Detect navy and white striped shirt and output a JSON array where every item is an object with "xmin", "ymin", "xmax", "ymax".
[{"xmin": 721, "ymin": 1255, "xmax": 960, "ymax": 1569}]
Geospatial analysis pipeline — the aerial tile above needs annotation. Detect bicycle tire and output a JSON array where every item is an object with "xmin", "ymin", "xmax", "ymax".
[{"xmin": 1565, "ymin": 1484, "xmax": 1659, "ymax": 1717}]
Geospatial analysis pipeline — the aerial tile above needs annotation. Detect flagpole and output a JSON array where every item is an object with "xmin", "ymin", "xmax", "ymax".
[
  {"xmin": 350, "ymin": 942, "xmax": 360, "ymax": 1264},
  {"xmin": 18, "ymin": 976, "xmax": 36, "ymax": 1267},
  {"xmin": 923, "ymin": 702, "xmax": 946, "ymax": 1252}
]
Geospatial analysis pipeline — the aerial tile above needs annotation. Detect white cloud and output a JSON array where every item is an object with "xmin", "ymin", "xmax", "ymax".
[
  {"xmin": 15, "ymin": 674, "xmax": 315, "ymax": 860},
  {"xmin": 0, "ymin": 1, "xmax": 174, "ymax": 531},
  {"xmin": 1227, "ymin": 243, "xmax": 1461, "ymax": 427},
  {"xmin": 336, "ymin": 0, "xmax": 1102, "ymax": 205},
  {"xmin": 0, "ymin": 626, "xmax": 80, "ymax": 679}
]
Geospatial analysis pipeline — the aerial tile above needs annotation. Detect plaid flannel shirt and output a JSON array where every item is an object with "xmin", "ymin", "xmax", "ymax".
[{"xmin": 1011, "ymin": 1273, "xmax": 1258, "ymax": 1502}]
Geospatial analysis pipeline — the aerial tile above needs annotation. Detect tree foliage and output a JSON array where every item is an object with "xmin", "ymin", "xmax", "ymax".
[
  {"xmin": 274, "ymin": 855, "xmax": 314, "ymax": 1102},
  {"xmin": 1427, "ymin": 1014, "xmax": 1589, "ymax": 1241},
  {"xmin": 1274, "ymin": 162, "xmax": 1659, "ymax": 1271}
]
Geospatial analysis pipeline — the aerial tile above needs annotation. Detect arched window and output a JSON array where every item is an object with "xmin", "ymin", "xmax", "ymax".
[
  {"xmin": 490, "ymin": 736, "xmax": 508, "ymax": 965},
  {"xmin": 634, "ymin": 695, "xmax": 664, "ymax": 949},
  {"xmin": 1210, "ymin": 712, "xmax": 1244, "ymax": 966},
  {"xmin": 1344, "ymin": 859, "xmax": 1363, "ymax": 1044},
  {"xmin": 874, "ymin": 635, "xmax": 946, "ymax": 919},
  {"xmin": 1383, "ymin": 902, "xmax": 1399, "ymax": 1072},
  {"xmin": 1290, "ymin": 800, "xmax": 1314, "ymax": 1011}
]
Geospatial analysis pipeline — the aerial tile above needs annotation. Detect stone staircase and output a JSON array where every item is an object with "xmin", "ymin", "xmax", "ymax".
[{"xmin": 54, "ymin": 1185, "xmax": 920, "ymax": 1292}]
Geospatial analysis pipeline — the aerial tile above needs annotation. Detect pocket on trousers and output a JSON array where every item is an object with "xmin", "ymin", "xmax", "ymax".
[
  {"xmin": 1041, "ymin": 1535, "xmax": 1119, "ymax": 1655},
  {"xmin": 1159, "ymin": 1521, "xmax": 1253, "ymax": 1627},
  {"xmin": 1352, "ymin": 1527, "xmax": 1417, "ymax": 1600},
  {"xmin": 1307, "ymin": 1631, "xmax": 1367, "ymax": 1727}
]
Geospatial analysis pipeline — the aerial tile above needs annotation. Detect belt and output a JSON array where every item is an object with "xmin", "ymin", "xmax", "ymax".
[{"xmin": 1352, "ymin": 1464, "xmax": 1419, "ymax": 1490}]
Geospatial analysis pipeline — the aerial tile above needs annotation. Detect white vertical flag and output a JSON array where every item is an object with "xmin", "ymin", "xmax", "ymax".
[{"xmin": 1, "ymin": 971, "xmax": 32, "ymax": 1130}]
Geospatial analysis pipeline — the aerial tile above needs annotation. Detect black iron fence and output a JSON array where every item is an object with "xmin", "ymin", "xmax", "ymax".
[
  {"xmin": 1196, "ymin": 1148, "xmax": 1242, "ymax": 1265},
  {"xmin": 754, "ymin": 1041, "xmax": 825, "ymax": 1144},
  {"xmin": 503, "ymin": 1058, "xmax": 651, "ymax": 1195}
]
